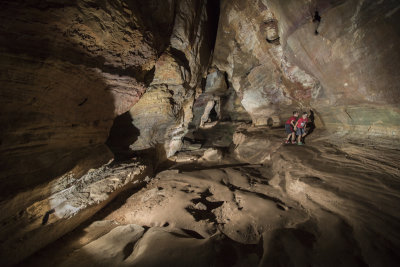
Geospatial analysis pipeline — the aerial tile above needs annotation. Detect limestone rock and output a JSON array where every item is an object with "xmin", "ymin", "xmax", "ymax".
[
  {"xmin": 1, "ymin": 0, "xmax": 400, "ymax": 265},
  {"xmin": 151, "ymin": 52, "xmax": 189, "ymax": 86},
  {"xmin": 194, "ymin": 202, "xmax": 208, "ymax": 211},
  {"xmin": 268, "ymin": 0, "xmax": 400, "ymax": 137},
  {"xmin": 124, "ymin": 227, "xmax": 216, "ymax": 266},
  {"xmin": 212, "ymin": 0, "xmax": 297, "ymax": 125},
  {"xmin": 182, "ymin": 139, "xmax": 202, "ymax": 151}
]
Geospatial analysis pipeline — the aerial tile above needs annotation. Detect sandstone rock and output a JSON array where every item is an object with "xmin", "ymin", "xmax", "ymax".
[
  {"xmin": 77, "ymin": 220, "xmax": 121, "ymax": 247},
  {"xmin": 0, "ymin": 0, "xmax": 165, "ymax": 190},
  {"xmin": 212, "ymin": 0, "xmax": 299, "ymax": 124},
  {"xmin": 129, "ymin": 86, "xmax": 177, "ymax": 150},
  {"xmin": 0, "ymin": 3, "xmax": 175, "ymax": 260},
  {"xmin": 151, "ymin": 52, "xmax": 189, "ymax": 86},
  {"xmin": 124, "ymin": 227, "xmax": 219, "ymax": 266},
  {"xmin": 233, "ymin": 126, "xmax": 282, "ymax": 164},
  {"xmin": 194, "ymin": 202, "xmax": 208, "ymax": 211},
  {"xmin": 0, "ymin": 160, "xmax": 149, "ymax": 266},
  {"xmin": 210, "ymin": 0, "xmax": 400, "ymax": 137},
  {"xmin": 182, "ymin": 139, "xmax": 202, "ymax": 151},
  {"xmin": 1, "ymin": 0, "xmax": 400, "ymax": 265},
  {"xmin": 21, "ymin": 135, "xmax": 400, "ymax": 266},
  {"xmin": 191, "ymin": 93, "xmax": 214, "ymax": 127},
  {"xmin": 220, "ymin": 87, "xmax": 252, "ymax": 122},
  {"xmin": 60, "ymin": 224, "xmax": 145, "ymax": 267},
  {"xmin": 266, "ymin": 0, "xmax": 400, "ymax": 136},
  {"xmin": 201, "ymin": 148, "xmax": 223, "ymax": 162},
  {"xmin": 171, "ymin": 153, "xmax": 201, "ymax": 163},
  {"xmin": 128, "ymin": 0, "xmax": 218, "ymax": 157},
  {"xmin": 205, "ymin": 69, "xmax": 228, "ymax": 95}
]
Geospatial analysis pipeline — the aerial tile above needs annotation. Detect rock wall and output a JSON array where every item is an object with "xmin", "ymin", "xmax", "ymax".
[
  {"xmin": 1, "ymin": 0, "xmax": 399, "ymax": 264},
  {"xmin": 129, "ymin": 0, "xmax": 219, "ymax": 157},
  {"xmin": 210, "ymin": 0, "xmax": 318, "ymax": 126},
  {"xmin": 0, "ymin": 0, "xmax": 217, "ymax": 264},
  {"xmin": 208, "ymin": 0, "xmax": 400, "ymax": 136},
  {"xmin": 0, "ymin": 0, "xmax": 163, "ymax": 201},
  {"xmin": 267, "ymin": 0, "xmax": 400, "ymax": 136}
]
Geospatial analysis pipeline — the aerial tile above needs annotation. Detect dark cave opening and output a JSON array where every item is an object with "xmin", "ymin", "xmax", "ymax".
[
  {"xmin": 105, "ymin": 111, "xmax": 139, "ymax": 161},
  {"xmin": 209, "ymin": 104, "xmax": 219, "ymax": 122},
  {"xmin": 313, "ymin": 10, "xmax": 321, "ymax": 35},
  {"xmin": 206, "ymin": 0, "xmax": 220, "ymax": 53}
]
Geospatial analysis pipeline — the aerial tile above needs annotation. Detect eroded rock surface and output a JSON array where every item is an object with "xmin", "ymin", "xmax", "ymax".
[
  {"xmin": 22, "ymin": 128, "xmax": 400, "ymax": 266},
  {"xmin": 0, "ymin": 160, "xmax": 149, "ymax": 266},
  {"xmin": 1, "ymin": 0, "xmax": 400, "ymax": 266},
  {"xmin": 0, "ymin": 0, "xmax": 217, "ymax": 264},
  {"xmin": 0, "ymin": 0, "xmax": 162, "ymax": 199},
  {"xmin": 208, "ymin": 0, "xmax": 400, "ymax": 136},
  {"xmin": 129, "ymin": 0, "xmax": 219, "ymax": 157},
  {"xmin": 233, "ymin": 125, "xmax": 282, "ymax": 164}
]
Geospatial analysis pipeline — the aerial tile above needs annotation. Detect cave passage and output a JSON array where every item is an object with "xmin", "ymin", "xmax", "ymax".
[
  {"xmin": 313, "ymin": 10, "xmax": 321, "ymax": 34},
  {"xmin": 1, "ymin": 0, "xmax": 400, "ymax": 266}
]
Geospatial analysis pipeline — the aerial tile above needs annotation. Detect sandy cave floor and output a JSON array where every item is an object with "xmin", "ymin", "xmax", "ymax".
[{"xmin": 20, "ymin": 128, "xmax": 400, "ymax": 267}]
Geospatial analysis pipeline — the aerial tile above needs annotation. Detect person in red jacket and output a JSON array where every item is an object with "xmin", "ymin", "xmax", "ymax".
[
  {"xmin": 294, "ymin": 112, "xmax": 308, "ymax": 145},
  {"xmin": 284, "ymin": 111, "xmax": 299, "ymax": 144}
]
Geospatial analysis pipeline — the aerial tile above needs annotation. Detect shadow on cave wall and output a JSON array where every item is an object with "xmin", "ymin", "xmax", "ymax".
[
  {"xmin": 0, "ymin": 2, "xmax": 118, "ymax": 266},
  {"xmin": 0, "ymin": 0, "xmax": 173, "ymax": 201},
  {"xmin": 0, "ymin": 4, "xmax": 114, "ymax": 202},
  {"xmin": 0, "ymin": 0, "xmax": 220, "ymax": 264}
]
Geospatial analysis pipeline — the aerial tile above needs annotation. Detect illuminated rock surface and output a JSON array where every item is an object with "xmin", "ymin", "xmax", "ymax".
[{"xmin": 0, "ymin": 0, "xmax": 399, "ymax": 266}]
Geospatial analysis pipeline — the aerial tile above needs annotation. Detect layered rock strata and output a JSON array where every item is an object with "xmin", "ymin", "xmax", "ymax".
[
  {"xmin": 206, "ymin": 0, "xmax": 400, "ymax": 137},
  {"xmin": 0, "ymin": 0, "xmax": 217, "ymax": 264},
  {"xmin": 129, "ymin": 0, "xmax": 219, "ymax": 157}
]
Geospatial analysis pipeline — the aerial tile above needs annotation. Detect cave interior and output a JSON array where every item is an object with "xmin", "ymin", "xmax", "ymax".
[{"xmin": 0, "ymin": 0, "xmax": 400, "ymax": 266}]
